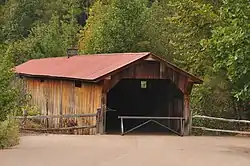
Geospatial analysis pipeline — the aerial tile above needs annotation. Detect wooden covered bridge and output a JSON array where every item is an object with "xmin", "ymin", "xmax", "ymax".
[{"xmin": 15, "ymin": 52, "xmax": 202, "ymax": 135}]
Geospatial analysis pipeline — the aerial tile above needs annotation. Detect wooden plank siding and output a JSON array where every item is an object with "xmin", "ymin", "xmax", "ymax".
[{"xmin": 24, "ymin": 78, "xmax": 102, "ymax": 135}]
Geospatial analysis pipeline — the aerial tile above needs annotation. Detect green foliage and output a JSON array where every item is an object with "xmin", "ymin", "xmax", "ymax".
[
  {"xmin": 1, "ymin": 0, "xmax": 84, "ymax": 43},
  {"xmin": 148, "ymin": 0, "xmax": 218, "ymax": 71},
  {"xmin": 208, "ymin": 0, "xmax": 250, "ymax": 102},
  {"xmin": 22, "ymin": 105, "xmax": 40, "ymax": 116},
  {"xmin": 80, "ymin": 0, "xmax": 149, "ymax": 53},
  {"xmin": 8, "ymin": 15, "xmax": 80, "ymax": 64},
  {"xmin": 1, "ymin": 0, "xmax": 44, "ymax": 42},
  {"xmin": 143, "ymin": 1, "xmax": 174, "ymax": 60},
  {"xmin": 191, "ymin": 74, "xmax": 234, "ymax": 117},
  {"xmin": 0, "ymin": 118, "xmax": 20, "ymax": 149},
  {"xmin": 0, "ymin": 52, "xmax": 24, "ymax": 121},
  {"xmin": 42, "ymin": 0, "xmax": 83, "ymax": 23},
  {"xmin": 190, "ymin": 0, "xmax": 250, "ymax": 126}
]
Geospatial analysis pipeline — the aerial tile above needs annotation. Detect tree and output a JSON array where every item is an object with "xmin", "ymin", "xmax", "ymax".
[
  {"xmin": 147, "ymin": 0, "xmax": 218, "ymax": 72},
  {"xmin": 1, "ymin": 0, "xmax": 86, "ymax": 43},
  {"xmin": 207, "ymin": 0, "xmax": 250, "ymax": 118},
  {"xmin": 0, "ymin": 51, "xmax": 23, "ymax": 121},
  {"xmin": 80, "ymin": 0, "xmax": 149, "ymax": 54},
  {"xmin": 0, "ymin": 49, "xmax": 23, "ymax": 148},
  {"xmin": 1, "ymin": 0, "xmax": 44, "ymax": 42},
  {"xmin": 208, "ymin": 0, "xmax": 250, "ymax": 100},
  {"xmin": 8, "ymin": 15, "xmax": 79, "ymax": 65},
  {"xmin": 143, "ymin": 1, "xmax": 175, "ymax": 61}
]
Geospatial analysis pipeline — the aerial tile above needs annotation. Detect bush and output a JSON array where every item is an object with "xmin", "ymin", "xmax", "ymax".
[
  {"xmin": 0, "ymin": 118, "xmax": 20, "ymax": 149},
  {"xmin": 21, "ymin": 105, "xmax": 40, "ymax": 116}
]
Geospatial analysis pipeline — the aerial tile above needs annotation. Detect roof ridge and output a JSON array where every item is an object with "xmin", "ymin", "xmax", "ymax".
[{"xmin": 27, "ymin": 52, "xmax": 151, "ymax": 61}]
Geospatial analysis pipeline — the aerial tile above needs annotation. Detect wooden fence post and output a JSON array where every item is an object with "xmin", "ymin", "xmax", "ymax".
[
  {"xmin": 96, "ymin": 108, "xmax": 101, "ymax": 134},
  {"xmin": 22, "ymin": 109, "xmax": 27, "ymax": 125}
]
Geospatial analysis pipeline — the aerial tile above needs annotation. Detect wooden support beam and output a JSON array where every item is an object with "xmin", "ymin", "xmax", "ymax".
[
  {"xmin": 99, "ymin": 80, "xmax": 109, "ymax": 134},
  {"xmin": 160, "ymin": 62, "xmax": 166, "ymax": 79}
]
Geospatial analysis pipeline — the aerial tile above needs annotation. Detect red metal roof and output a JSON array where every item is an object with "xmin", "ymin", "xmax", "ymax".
[
  {"xmin": 15, "ymin": 52, "xmax": 203, "ymax": 83},
  {"xmin": 15, "ymin": 52, "xmax": 150, "ymax": 81}
]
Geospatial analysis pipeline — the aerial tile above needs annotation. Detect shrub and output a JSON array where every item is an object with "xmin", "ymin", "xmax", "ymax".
[
  {"xmin": 21, "ymin": 105, "xmax": 40, "ymax": 116},
  {"xmin": 0, "ymin": 118, "xmax": 20, "ymax": 149}
]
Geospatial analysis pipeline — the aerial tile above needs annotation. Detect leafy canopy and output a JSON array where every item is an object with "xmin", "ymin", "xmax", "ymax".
[
  {"xmin": 208, "ymin": 0, "xmax": 250, "ymax": 101},
  {"xmin": 80, "ymin": 0, "xmax": 149, "ymax": 54}
]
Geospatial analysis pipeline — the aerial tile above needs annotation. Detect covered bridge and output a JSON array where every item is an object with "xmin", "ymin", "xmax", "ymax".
[{"xmin": 15, "ymin": 52, "xmax": 202, "ymax": 135}]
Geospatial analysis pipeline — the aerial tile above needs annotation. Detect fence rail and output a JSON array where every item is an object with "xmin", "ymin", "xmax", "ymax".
[
  {"xmin": 193, "ymin": 115, "xmax": 250, "ymax": 124},
  {"xmin": 192, "ymin": 126, "xmax": 250, "ymax": 135},
  {"xmin": 20, "ymin": 125, "xmax": 96, "ymax": 132},
  {"xmin": 192, "ymin": 115, "xmax": 250, "ymax": 135},
  {"xmin": 17, "ymin": 112, "xmax": 100, "ymax": 133},
  {"xmin": 15, "ymin": 113, "xmax": 97, "ymax": 119}
]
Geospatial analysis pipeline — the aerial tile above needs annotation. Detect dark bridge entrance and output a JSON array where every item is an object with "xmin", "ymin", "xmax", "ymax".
[{"xmin": 105, "ymin": 79, "xmax": 184, "ymax": 135}]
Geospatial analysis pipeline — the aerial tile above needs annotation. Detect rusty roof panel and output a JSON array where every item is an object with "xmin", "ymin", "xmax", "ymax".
[{"xmin": 15, "ymin": 52, "xmax": 150, "ymax": 81}]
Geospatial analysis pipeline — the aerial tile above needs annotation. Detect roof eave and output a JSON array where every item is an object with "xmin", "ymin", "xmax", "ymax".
[{"xmin": 16, "ymin": 73, "xmax": 99, "ymax": 83}]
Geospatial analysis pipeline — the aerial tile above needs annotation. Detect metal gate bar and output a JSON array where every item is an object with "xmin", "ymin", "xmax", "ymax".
[{"xmin": 118, "ymin": 116, "xmax": 185, "ymax": 136}]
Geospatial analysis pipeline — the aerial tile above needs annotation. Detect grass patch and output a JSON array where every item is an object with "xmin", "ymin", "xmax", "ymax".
[{"xmin": 0, "ymin": 118, "xmax": 20, "ymax": 149}]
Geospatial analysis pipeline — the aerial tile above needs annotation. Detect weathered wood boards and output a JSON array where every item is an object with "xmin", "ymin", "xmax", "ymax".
[{"xmin": 24, "ymin": 78, "xmax": 102, "ymax": 134}]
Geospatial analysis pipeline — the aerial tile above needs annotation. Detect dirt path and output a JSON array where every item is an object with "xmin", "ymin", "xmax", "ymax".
[{"xmin": 0, "ymin": 135, "xmax": 249, "ymax": 166}]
